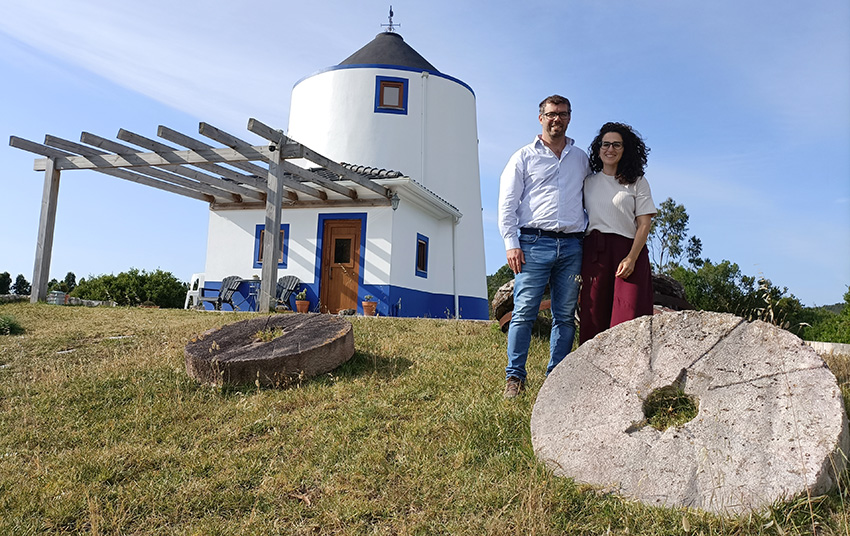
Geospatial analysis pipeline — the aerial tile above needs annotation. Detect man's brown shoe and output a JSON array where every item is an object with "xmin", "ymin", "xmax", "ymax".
[{"xmin": 504, "ymin": 376, "xmax": 525, "ymax": 399}]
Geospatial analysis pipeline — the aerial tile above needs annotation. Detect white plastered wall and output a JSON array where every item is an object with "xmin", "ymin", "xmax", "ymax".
[
  {"xmin": 204, "ymin": 209, "xmax": 318, "ymax": 283},
  {"xmin": 388, "ymin": 202, "xmax": 454, "ymax": 292},
  {"xmin": 204, "ymin": 206, "xmax": 398, "ymax": 288},
  {"xmin": 289, "ymin": 66, "xmax": 487, "ymax": 302}
]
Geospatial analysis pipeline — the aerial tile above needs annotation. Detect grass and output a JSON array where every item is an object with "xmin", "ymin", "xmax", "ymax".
[
  {"xmin": 1, "ymin": 302, "xmax": 850, "ymax": 535},
  {"xmin": 643, "ymin": 386, "xmax": 699, "ymax": 432}
]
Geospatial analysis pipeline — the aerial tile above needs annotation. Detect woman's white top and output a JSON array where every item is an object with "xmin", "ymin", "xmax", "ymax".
[{"xmin": 584, "ymin": 172, "xmax": 657, "ymax": 239}]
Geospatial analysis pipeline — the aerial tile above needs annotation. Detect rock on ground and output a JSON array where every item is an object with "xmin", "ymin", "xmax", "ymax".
[
  {"xmin": 185, "ymin": 313, "xmax": 354, "ymax": 387},
  {"xmin": 531, "ymin": 310, "xmax": 849, "ymax": 515}
]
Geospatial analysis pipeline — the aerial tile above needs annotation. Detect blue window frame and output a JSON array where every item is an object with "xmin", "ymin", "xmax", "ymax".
[
  {"xmin": 253, "ymin": 224, "xmax": 290, "ymax": 268},
  {"xmin": 374, "ymin": 76, "xmax": 409, "ymax": 115},
  {"xmin": 415, "ymin": 233, "xmax": 429, "ymax": 278}
]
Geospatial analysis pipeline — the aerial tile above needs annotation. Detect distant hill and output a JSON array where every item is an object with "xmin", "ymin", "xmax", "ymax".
[{"xmin": 819, "ymin": 303, "xmax": 845, "ymax": 315}]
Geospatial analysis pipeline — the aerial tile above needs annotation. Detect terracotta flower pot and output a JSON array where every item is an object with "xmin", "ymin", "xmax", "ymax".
[
  {"xmin": 362, "ymin": 301, "xmax": 377, "ymax": 316},
  {"xmin": 295, "ymin": 300, "xmax": 310, "ymax": 313}
]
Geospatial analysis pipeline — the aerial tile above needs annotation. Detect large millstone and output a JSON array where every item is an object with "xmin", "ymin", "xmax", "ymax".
[
  {"xmin": 531, "ymin": 310, "xmax": 849, "ymax": 514},
  {"xmin": 185, "ymin": 314, "xmax": 354, "ymax": 387}
]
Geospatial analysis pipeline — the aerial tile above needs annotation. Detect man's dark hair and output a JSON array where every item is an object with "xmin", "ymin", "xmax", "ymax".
[
  {"xmin": 539, "ymin": 95, "xmax": 572, "ymax": 114},
  {"xmin": 588, "ymin": 122, "xmax": 650, "ymax": 184}
]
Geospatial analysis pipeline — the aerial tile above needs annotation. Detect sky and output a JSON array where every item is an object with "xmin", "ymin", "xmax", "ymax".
[{"xmin": 0, "ymin": 0, "xmax": 848, "ymax": 307}]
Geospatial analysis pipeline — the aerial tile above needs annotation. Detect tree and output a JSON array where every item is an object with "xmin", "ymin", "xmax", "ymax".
[
  {"xmin": 800, "ymin": 286, "xmax": 850, "ymax": 343},
  {"xmin": 648, "ymin": 197, "xmax": 701, "ymax": 272},
  {"xmin": 63, "ymin": 272, "xmax": 77, "ymax": 292},
  {"xmin": 487, "ymin": 263, "xmax": 514, "ymax": 303},
  {"xmin": 140, "ymin": 269, "xmax": 187, "ymax": 308},
  {"xmin": 646, "ymin": 198, "xmax": 816, "ymax": 336},
  {"xmin": 11, "ymin": 274, "xmax": 31, "ymax": 295},
  {"xmin": 685, "ymin": 236, "xmax": 704, "ymax": 268},
  {"xmin": 49, "ymin": 272, "xmax": 80, "ymax": 293},
  {"xmin": 669, "ymin": 261, "xmax": 806, "ymax": 334},
  {"xmin": 670, "ymin": 260, "xmax": 757, "ymax": 314},
  {"xmin": 71, "ymin": 268, "xmax": 187, "ymax": 308},
  {"xmin": 0, "ymin": 272, "xmax": 11, "ymax": 294}
]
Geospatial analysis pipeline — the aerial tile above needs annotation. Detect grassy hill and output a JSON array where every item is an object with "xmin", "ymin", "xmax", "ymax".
[{"xmin": 1, "ymin": 303, "xmax": 848, "ymax": 535}]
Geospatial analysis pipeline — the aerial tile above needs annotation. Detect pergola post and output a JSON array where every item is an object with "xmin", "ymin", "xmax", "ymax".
[
  {"xmin": 31, "ymin": 158, "xmax": 60, "ymax": 303},
  {"xmin": 259, "ymin": 142, "xmax": 284, "ymax": 312}
]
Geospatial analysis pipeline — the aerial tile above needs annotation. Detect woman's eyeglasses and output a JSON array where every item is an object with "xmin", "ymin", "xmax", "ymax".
[{"xmin": 601, "ymin": 141, "xmax": 623, "ymax": 150}]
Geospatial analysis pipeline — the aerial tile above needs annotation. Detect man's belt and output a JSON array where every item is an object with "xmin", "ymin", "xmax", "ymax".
[{"xmin": 520, "ymin": 227, "xmax": 584, "ymax": 240}]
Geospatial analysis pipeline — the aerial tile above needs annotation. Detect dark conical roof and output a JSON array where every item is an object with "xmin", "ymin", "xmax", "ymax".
[{"xmin": 339, "ymin": 32, "xmax": 438, "ymax": 72}]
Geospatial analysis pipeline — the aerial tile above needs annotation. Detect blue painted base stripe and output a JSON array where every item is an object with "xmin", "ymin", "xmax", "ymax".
[
  {"xmin": 200, "ymin": 280, "xmax": 489, "ymax": 319},
  {"xmin": 362, "ymin": 285, "xmax": 488, "ymax": 319}
]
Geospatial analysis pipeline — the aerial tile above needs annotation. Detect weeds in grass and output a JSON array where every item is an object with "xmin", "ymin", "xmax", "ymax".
[
  {"xmin": 253, "ymin": 327, "xmax": 284, "ymax": 342},
  {"xmin": 0, "ymin": 303, "xmax": 847, "ymax": 535},
  {"xmin": 0, "ymin": 313, "xmax": 23, "ymax": 335}
]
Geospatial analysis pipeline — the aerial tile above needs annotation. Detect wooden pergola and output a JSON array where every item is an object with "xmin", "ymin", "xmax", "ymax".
[{"xmin": 9, "ymin": 118, "xmax": 398, "ymax": 312}]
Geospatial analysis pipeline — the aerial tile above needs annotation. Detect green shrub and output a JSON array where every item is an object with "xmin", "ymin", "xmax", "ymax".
[
  {"xmin": 0, "ymin": 272, "xmax": 11, "ymax": 294},
  {"xmin": 800, "ymin": 287, "xmax": 850, "ymax": 344},
  {"xmin": 71, "ymin": 268, "xmax": 188, "ymax": 308},
  {"xmin": 0, "ymin": 314, "xmax": 23, "ymax": 335},
  {"xmin": 11, "ymin": 274, "xmax": 30, "ymax": 295},
  {"xmin": 47, "ymin": 272, "xmax": 77, "ymax": 293}
]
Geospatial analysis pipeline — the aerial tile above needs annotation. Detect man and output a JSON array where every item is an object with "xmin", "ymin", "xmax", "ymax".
[{"xmin": 497, "ymin": 95, "xmax": 590, "ymax": 398}]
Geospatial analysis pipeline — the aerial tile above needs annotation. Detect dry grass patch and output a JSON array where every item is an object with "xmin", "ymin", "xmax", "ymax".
[{"xmin": 0, "ymin": 302, "xmax": 848, "ymax": 535}]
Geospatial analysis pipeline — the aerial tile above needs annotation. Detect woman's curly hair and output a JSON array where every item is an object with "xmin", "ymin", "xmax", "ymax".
[{"xmin": 588, "ymin": 122, "xmax": 650, "ymax": 185}]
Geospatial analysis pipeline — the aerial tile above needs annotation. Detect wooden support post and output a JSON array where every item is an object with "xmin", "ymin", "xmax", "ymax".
[
  {"xmin": 31, "ymin": 158, "xmax": 60, "ymax": 303},
  {"xmin": 259, "ymin": 142, "xmax": 284, "ymax": 312}
]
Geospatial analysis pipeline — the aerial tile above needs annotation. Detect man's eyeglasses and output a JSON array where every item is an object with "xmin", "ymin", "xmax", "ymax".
[
  {"xmin": 542, "ymin": 111, "xmax": 571, "ymax": 120},
  {"xmin": 601, "ymin": 141, "xmax": 623, "ymax": 150}
]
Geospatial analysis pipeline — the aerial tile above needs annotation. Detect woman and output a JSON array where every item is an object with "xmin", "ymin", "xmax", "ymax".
[{"xmin": 580, "ymin": 122, "xmax": 656, "ymax": 344}]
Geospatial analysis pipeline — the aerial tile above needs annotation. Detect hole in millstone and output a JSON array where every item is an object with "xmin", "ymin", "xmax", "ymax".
[{"xmin": 642, "ymin": 384, "xmax": 699, "ymax": 432}]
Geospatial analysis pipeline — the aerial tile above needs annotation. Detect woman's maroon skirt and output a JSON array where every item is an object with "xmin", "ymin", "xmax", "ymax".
[{"xmin": 579, "ymin": 230, "xmax": 654, "ymax": 344}]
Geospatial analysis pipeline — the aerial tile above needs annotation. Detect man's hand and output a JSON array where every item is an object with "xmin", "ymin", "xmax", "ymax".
[{"xmin": 507, "ymin": 248, "xmax": 525, "ymax": 274}]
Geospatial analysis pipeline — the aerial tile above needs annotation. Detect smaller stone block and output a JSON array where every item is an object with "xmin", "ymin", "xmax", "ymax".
[{"xmin": 185, "ymin": 313, "xmax": 354, "ymax": 387}]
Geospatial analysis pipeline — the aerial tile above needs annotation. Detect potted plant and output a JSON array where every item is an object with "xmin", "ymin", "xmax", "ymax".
[
  {"xmin": 295, "ymin": 289, "xmax": 310, "ymax": 313},
  {"xmin": 362, "ymin": 295, "xmax": 377, "ymax": 316}
]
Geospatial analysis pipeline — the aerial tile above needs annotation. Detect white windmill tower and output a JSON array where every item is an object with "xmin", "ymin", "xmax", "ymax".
[{"xmin": 286, "ymin": 10, "xmax": 488, "ymax": 319}]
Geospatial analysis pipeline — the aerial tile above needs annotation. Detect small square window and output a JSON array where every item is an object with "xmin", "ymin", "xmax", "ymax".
[
  {"xmin": 254, "ymin": 224, "xmax": 290, "ymax": 268},
  {"xmin": 375, "ymin": 76, "xmax": 408, "ymax": 115},
  {"xmin": 380, "ymin": 83, "xmax": 403, "ymax": 108},
  {"xmin": 415, "ymin": 233, "xmax": 428, "ymax": 278},
  {"xmin": 334, "ymin": 238, "xmax": 352, "ymax": 264}
]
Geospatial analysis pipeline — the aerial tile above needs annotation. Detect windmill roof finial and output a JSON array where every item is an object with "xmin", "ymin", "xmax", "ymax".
[{"xmin": 381, "ymin": 5, "xmax": 400, "ymax": 33}]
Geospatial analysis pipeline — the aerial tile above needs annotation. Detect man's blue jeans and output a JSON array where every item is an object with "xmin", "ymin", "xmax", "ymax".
[{"xmin": 505, "ymin": 234, "xmax": 582, "ymax": 381}]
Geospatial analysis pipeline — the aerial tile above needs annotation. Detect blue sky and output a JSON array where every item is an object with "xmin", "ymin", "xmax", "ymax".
[{"xmin": 1, "ymin": 0, "xmax": 848, "ymax": 306}]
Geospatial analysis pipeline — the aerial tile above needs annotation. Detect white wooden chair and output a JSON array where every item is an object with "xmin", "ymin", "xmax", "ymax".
[{"xmin": 184, "ymin": 273, "xmax": 205, "ymax": 309}]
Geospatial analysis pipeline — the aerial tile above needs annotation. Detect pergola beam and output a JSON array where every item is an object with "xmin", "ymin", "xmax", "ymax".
[
  {"xmin": 212, "ymin": 198, "xmax": 392, "ymax": 210},
  {"xmin": 44, "ymin": 135, "xmax": 242, "ymax": 203},
  {"xmin": 157, "ymin": 126, "xmax": 326, "ymax": 201},
  {"xmin": 246, "ymin": 118, "xmax": 390, "ymax": 197},
  {"xmin": 79, "ymin": 132, "xmax": 264, "ymax": 202},
  {"xmin": 115, "ymin": 128, "xmax": 269, "ymax": 193},
  {"xmin": 198, "ymin": 122, "xmax": 357, "ymax": 200},
  {"xmin": 11, "ymin": 136, "xmax": 212, "ymax": 203},
  {"xmin": 300, "ymin": 146, "xmax": 390, "ymax": 197},
  {"xmin": 31, "ymin": 142, "xmax": 278, "ymax": 171}
]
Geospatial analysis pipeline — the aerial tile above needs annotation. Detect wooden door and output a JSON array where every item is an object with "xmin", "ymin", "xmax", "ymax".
[{"xmin": 319, "ymin": 219, "xmax": 361, "ymax": 313}]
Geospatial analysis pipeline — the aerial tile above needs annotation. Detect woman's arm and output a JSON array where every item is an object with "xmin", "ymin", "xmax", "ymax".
[{"xmin": 615, "ymin": 214, "xmax": 653, "ymax": 279}]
